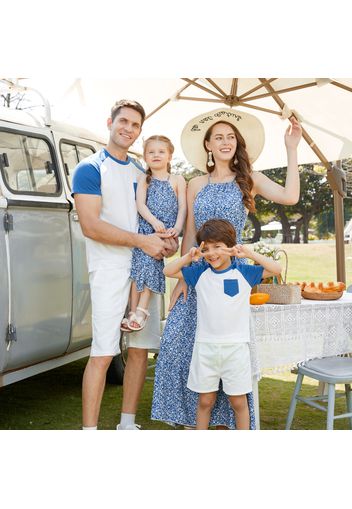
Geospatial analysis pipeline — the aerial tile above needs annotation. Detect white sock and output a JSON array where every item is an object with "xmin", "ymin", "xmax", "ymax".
[
  {"xmin": 119, "ymin": 413, "xmax": 136, "ymax": 428},
  {"xmin": 82, "ymin": 426, "xmax": 97, "ymax": 430}
]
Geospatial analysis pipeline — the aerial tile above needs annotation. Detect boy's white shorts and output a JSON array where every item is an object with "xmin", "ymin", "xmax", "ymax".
[
  {"xmin": 89, "ymin": 268, "xmax": 161, "ymax": 356},
  {"xmin": 89, "ymin": 267, "xmax": 131, "ymax": 357},
  {"xmin": 187, "ymin": 342, "xmax": 252, "ymax": 396}
]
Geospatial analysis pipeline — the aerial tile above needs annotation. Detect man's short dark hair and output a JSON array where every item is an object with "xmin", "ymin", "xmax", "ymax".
[
  {"xmin": 111, "ymin": 99, "xmax": 146, "ymax": 125},
  {"xmin": 196, "ymin": 219, "xmax": 237, "ymax": 248}
]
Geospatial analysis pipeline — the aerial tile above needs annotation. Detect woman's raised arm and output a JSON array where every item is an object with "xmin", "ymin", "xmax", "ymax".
[{"xmin": 252, "ymin": 117, "xmax": 302, "ymax": 205}]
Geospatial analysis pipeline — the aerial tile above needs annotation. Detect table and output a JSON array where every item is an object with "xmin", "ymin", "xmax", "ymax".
[{"xmin": 249, "ymin": 292, "xmax": 352, "ymax": 429}]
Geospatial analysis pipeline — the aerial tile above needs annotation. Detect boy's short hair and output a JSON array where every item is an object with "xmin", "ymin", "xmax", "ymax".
[
  {"xmin": 110, "ymin": 99, "xmax": 146, "ymax": 124},
  {"xmin": 196, "ymin": 219, "xmax": 237, "ymax": 247}
]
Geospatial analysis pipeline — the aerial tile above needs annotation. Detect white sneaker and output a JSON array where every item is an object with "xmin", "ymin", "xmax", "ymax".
[{"xmin": 116, "ymin": 423, "xmax": 141, "ymax": 430}]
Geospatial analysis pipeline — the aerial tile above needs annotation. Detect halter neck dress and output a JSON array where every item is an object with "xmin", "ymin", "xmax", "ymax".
[
  {"xmin": 151, "ymin": 175, "xmax": 256, "ymax": 429},
  {"xmin": 130, "ymin": 176, "xmax": 178, "ymax": 294}
]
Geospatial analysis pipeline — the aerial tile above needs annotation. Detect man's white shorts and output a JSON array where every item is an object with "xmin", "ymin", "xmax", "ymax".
[
  {"xmin": 127, "ymin": 293, "xmax": 161, "ymax": 351},
  {"xmin": 89, "ymin": 267, "xmax": 131, "ymax": 357},
  {"xmin": 187, "ymin": 342, "xmax": 252, "ymax": 395}
]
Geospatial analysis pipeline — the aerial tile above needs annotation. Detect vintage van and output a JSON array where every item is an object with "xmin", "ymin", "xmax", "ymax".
[{"xmin": 0, "ymin": 104, "xmax": 148, "ymax": 388}]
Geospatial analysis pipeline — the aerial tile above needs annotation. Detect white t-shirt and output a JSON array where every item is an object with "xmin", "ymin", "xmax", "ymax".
[
  {"xmin": 182, "ymin": 260, "xmax": 264, "ymax": 344},
  {"xmin": 72, "ymin": 148, "xmax": 144, "ymax": 272}
]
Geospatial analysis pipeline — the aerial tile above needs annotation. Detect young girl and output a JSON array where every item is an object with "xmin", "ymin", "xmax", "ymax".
[
  {"xmin": 163, "ymin": 218, "xmax": 282, "ymax": 429},
  {"xmin": 121, "ymin": 135, "xmax": 187, "ymax": 331}
]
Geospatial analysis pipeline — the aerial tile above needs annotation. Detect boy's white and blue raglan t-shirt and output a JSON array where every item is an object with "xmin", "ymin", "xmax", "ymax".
[
  {"xmin": 181, "ymin": 260, "xmax": 264, "ymax": 344},
  {"xmin": 72, "ymin": 148, "xmax": 144, "ymax": 272}
]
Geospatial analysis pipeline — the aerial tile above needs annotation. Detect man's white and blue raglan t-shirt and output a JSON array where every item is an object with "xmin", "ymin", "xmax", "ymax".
[
  {"xmin": 72, "ymin": 149, "xmax": 144, "ymax": 272},
  {"xmin": 181, "ymin": 260, "xmax": 264, "ymax": 344}
]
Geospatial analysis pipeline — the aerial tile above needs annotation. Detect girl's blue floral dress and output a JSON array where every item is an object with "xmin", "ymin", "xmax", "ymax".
[
  {"xmin": 130, "ymin": 176, "xmax": 178, "ymax": 294},
  {"xmin": 151, "ymin": 176, "xmax": 256, "ymax": 429}
]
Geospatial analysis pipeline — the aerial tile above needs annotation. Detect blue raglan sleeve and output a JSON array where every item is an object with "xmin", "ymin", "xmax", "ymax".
[
  {"xmin": 71, "ymin": 161, "xmax": 101, "ymax": 197},
  {"xmin": 237, "ymin": 263, "xmax": 264, "ymax": 287},
  {"xmin": 181, "ymin": 264, "xmax": 208, "ymax": 288}
]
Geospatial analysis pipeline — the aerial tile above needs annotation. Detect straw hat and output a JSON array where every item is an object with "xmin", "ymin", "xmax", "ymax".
[{"xmin": 181, "ymin": 108, "xmax": 265, "ymax": 171}]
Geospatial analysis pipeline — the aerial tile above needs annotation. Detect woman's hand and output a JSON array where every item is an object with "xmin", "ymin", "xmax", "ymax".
[
  {"xmin": 169, "ymin": 279, "xmax": 188, "ymax": 310},
  {"xmin": 285, "ymin": 117, "xmax": 302, "ymax": 150}
]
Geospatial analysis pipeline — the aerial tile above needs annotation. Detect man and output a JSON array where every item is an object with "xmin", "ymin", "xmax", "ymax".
[{"xmin": 72, "ymin": 99, "xmax": 176, "ymax": 430}]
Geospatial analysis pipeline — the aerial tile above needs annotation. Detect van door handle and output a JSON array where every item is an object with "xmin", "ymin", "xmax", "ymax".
[{"xmin": 72, "ymin": 213, "xmax": 80, "ymax": 222}]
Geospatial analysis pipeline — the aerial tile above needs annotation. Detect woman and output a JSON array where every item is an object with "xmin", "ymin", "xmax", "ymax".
[{"xmin": 151, "ymin": 108, "xmax": 302, "ymax": 429}]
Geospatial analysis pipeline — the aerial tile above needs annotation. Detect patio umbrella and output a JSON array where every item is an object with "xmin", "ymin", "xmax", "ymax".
[{"xmin": 3, "ymin": 78, "xmax": 351, "ymax": 281}]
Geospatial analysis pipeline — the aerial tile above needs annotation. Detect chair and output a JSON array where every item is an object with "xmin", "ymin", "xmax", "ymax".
[{"xmin": 286, "ymin": 356, "xmax": 352, "ymax": 429}]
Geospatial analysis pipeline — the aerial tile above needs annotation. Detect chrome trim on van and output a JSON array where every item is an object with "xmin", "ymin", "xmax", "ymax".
[{"xmin": 7, "ymin": 199, "xmax": 71, "ymax": 210}]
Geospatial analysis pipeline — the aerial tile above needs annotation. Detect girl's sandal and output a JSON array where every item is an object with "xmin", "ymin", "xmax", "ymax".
[
  {"xmin": 120, "ymin": 312, "xmax": 134, "ymax": 332},
  {"xmin": 128, "ymin": 307, "xmax": 150, "ymax": 331}
]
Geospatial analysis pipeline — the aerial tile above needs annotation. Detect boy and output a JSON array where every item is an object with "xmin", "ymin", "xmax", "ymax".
[{"xmin": 163, "ymin": 218, "xmax": 281, "ymax": 430}]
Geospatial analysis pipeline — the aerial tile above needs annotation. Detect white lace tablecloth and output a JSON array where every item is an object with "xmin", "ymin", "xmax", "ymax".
[{"xmin": 249, "ymin": 292, "xmax": 352, "ymax": 379}]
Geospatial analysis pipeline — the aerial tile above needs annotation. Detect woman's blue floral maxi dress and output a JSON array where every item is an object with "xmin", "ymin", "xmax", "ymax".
[{"xmin": 151, "ymin": 177, "xmax": 256, "ymax": 429}]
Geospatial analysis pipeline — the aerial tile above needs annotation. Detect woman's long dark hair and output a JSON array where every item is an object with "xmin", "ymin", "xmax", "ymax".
[
  {"xmin": 143, "ymin": 135, "xmax": 174, "ymax": 184},
  {"xmin": 203, "ymin": 121, "xmax": 255, "ymax": 212}
]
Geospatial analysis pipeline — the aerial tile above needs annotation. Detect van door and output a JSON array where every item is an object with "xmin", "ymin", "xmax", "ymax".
[
  {"xmin": 57, "ymin": 138, "xmax": 97, "ymax": 352},
  {"xmin": 0, "ymin": 196, "xmax": 9, "ymax": 374},
  {"xmin": 0, "ymin": 128, "xmax": 72, "ymax": 371}
]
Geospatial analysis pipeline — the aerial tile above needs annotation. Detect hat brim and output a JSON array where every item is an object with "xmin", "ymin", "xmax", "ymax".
[{"xmin": 181, "ymin": 108, "xmax": 265, "ymax": 172}]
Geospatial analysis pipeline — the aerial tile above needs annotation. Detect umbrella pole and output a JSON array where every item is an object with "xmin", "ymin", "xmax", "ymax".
[{"xmin": 333, "ymin": 190, "xmax": 346, "ymax": 284}]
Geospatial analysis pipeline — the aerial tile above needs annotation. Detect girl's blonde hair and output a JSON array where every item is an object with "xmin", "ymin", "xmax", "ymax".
[{"xmin": 143, "ymin": 135, "xmax": 174, "ymax": 184}]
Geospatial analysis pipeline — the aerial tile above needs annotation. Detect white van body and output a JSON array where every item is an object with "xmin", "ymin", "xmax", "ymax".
[{"xmin": 0, "ymin": 105, "xmax": 123, "ymax": 387}]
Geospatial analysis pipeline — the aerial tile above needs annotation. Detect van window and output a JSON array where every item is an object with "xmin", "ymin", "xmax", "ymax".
[
  {"xmin": 0, "ymin": 131, "xmax": 60, "ymax": 195},
  {"xmin": 60, "ymin": 142, "xmax": 95, "ymax": 188}
]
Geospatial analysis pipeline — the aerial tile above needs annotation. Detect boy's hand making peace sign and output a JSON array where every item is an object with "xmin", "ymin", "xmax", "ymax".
[
  {"xmin": 188, "ymin": 241, "xmax": 205, "ymax": 262},
  {"xmin": 218, "ymin": 244, "xmax": 250, "ymax": 259}
]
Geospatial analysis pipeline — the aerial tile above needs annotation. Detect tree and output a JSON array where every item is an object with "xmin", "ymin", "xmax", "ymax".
[
  {"xmin": 255, "ymin": 165, "xmax": 333, "ymax": 243},
  {"xmin": 171, "ymin": 157, "xmax": 202, "ymax": 182}
]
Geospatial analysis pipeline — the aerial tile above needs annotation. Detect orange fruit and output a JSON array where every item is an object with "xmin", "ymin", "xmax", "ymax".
[{"xmin": 250, "ymin": 293, "xmax": 270, "ymax": 305}]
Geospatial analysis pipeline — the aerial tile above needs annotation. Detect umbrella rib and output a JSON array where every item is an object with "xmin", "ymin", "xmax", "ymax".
[
  {"xmin": 230, "ymin": 78, "xmax": 238, "ymax": 96},
  {"xmin": 241, "ymin": 82, "xmax": 317, "ymax": 102},
  {"xmin": 178, "ymin": 96, "xmax": 224, "ymax": 104},
  {"xmin": 238, "ymin": 78, "xmax": 277, "ymax": 100},
  {"xmin": 331, "ymin": 80, "xmax": 352, "ymax": 93},
  {"xmin": 236, "ymin": 102, "xmax": 282, "ymax": 116},
  {"xmin": 145, "ymin": 81, "xmax": 193, "ymax": 120},
  {"xmin": 205, "ymin": 79, "xmax": 228, "ymax": 97},
  {"xmin": 181, "ymin": 78, "xmax": 227, "ymax": 100}
]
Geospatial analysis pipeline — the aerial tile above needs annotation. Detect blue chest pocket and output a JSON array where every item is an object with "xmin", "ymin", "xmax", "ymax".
[
  {"xmin": 223, "ymin": 279, "xmax": 239, "ymax": 297},
  {"xmin": 133, "ymin": 182, "xmax": 137, "ymax": 199}
]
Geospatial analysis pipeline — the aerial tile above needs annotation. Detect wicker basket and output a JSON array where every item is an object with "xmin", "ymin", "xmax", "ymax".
[
  {"xmin": 302, "ymin": 290, "xmax": 343, "ymax": 301},
  {"xmin": 256, "ymin": 250, "xmax": 301, "ymax": 305}
]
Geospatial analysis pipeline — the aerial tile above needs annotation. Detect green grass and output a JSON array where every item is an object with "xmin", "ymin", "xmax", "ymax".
[
  {"xmin": 275, "ymin": 242, "xmax": 352, "ymax": 284},
  {"xmin": 0, "ymin": 358, "xmax": 350, "ymax": 430}
]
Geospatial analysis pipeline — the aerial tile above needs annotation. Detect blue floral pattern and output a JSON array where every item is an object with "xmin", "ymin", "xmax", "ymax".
[
  {"xmin": 151, "ymin": 177, "xmax": 256, "ymax": 429},
  {"xmin": 130, "ymin": 177, "xmax": 178, "ymax": 294}
]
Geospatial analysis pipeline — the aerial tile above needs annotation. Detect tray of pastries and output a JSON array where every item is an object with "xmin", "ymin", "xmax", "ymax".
[{"xmin": 288, "ymin": 281, "xmax": 346, "ymax": 300}]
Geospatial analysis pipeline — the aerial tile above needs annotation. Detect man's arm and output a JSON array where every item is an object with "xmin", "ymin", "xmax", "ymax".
[{"xmin": 74, "ymin": 194, "xmax": 168, "ymax": 259}]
